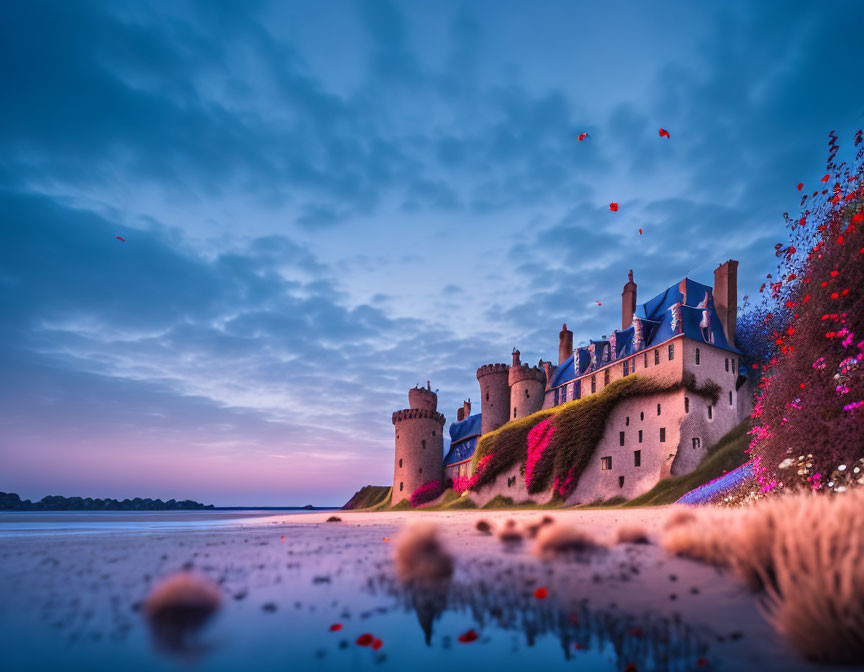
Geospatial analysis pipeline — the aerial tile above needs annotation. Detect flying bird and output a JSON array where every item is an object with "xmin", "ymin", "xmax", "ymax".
[
  {"xmin": 610, "ymin": 202, "xmax": 619, "ymax": 212},
  {"xmin": 577, "ymin": 132, "xmax": 590, "ymax": 141},
  {"xmin": 116, "ymin": 236, "xmax": 126, "ymax": 242},
  {"xmin": 658, "ymin": 128, "xmax": 670, "ymax": 138}
]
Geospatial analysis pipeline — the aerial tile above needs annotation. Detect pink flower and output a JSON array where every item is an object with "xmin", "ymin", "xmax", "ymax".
[{"xmin": 525, "ymin": 419, "xmax": 556, "ymax": 489}]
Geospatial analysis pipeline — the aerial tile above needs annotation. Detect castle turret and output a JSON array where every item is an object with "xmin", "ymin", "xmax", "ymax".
[
  {"xmin": 392, "ymin": 384, "xmax": 445, "ymax": 505},
  {"xmin": 508, "ymin": 350, "xmax": 546, "ymax": 420},
  {"xmin": 713, "ymin": 259, "xmax": 738, "ymax": 346},
  {"xmin": 622, "ymin": 269, "xmax": 637, "ymax": 330},
  {"xmin": 476, "ymin": 363, "xmax": 510, "ymax": 435},
  {"xmin": 558, "ymin": 323, "xmax": 573, "ymax": 365}
]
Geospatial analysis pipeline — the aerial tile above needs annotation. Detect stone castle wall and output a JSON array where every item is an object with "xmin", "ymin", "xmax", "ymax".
[
  {"xmin": 392, "ymin": 408, "xmax": 445, "ymax": 505},
  {"xmin": 477, "ymin": 363, "xmax": 510, "ymax": 435}
]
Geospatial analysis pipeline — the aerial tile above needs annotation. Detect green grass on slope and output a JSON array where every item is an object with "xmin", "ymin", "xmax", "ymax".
[
  {"xmin": 342, "ymin": 485, "xmax": 391, "ymax": 510},
  {"xmin": 619, "ymin": 420, "xmax": 752, "ymax": 507}
]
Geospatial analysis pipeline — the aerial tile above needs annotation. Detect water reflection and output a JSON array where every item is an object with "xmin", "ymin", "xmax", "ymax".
[{"xmin": 367, "ymin": 572, "xmax": 711, "ymax": 671}]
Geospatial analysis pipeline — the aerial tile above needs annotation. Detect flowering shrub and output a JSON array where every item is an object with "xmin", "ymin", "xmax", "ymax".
[
  {"xmin": 450, "ymin": 453, "xmax": 496, "ymax": 494},
  {"xmin": 743, "ymin": 130, "xmax": 864, "ymax": 498},
  {"xmin": 409, "ymin": 480, "xmax": 442, "ymax": 507},
  {"xmin": 525, "ymin": 418, "xmax": 555, "ymax": 489}
]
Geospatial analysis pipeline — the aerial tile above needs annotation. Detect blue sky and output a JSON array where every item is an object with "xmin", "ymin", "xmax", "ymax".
[{"xmin": 1, "ymin": 0, "xmax": 862, "ymax": 505}]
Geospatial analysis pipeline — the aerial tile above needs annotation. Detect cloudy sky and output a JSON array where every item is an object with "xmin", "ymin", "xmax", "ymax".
[{"xmin": 1, "ymin": 0, "xmax": 862, "ymax": 506}]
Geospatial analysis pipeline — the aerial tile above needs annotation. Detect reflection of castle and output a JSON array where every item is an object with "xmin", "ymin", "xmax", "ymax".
[{"xmin": 392, "ymin": 261, "xmax": 752, "ymax": 506}]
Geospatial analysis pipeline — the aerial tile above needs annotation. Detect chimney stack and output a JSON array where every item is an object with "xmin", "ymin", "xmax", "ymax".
[
  {"xmin": 512, "ymin": 349, "xmax": 521, "ymax": 367},
  {"xmin": 456, "ymin": 407, "xmax": 465, "ymax": 422},
  {"xmin": 558, "ymin": 323, "xmax": 574, "ymax": 365},
  {"xmin": 462, "ymin": 398, "xmax": 471, "ymax": 419},
  {"xmin": 713, "ymin": 260, "xmax": 739, "ymax": 346},
  {"xmin": 622, "ymin": 270, "xmax": 637, "ymax": 330}
]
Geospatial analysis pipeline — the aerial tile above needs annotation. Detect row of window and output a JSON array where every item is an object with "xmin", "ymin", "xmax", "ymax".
[
  {"xmin": 693, "ymin": 347, "xmax": 738, "ymax": 374},
  {"xmin": 618, "ymin": 427, "xmax": 666, "ymax": 446}
]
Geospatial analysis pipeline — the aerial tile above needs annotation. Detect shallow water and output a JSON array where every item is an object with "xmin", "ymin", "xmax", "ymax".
[{"xmin": 0, "ymin": 518, "xmax": 788, "ymax": 672}]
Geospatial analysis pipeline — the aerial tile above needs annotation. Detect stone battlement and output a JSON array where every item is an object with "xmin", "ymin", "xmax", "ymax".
[
  {"xmin": 509, "ymin": 364, "xmax": 546, "ymax": 386},
  {"xmin": 477, "ymin": 363, "xmax": 509, "ymax": 379},
  {"xmin": 392, "ymin": 408, "xmax": 446, "ymax": 425}
]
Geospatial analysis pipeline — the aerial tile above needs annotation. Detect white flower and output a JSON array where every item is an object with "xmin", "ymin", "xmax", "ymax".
[
  {"xmin": 778, "ymin": 458, "xmax": 795, "ymax": 469},
  {"xmin": 838, "ymin": 464, "xmax": 847, "ymax": 472}
]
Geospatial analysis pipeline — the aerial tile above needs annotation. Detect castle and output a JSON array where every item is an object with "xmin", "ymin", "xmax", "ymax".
[{"xmin": 391, "ymin": 260, "xmax": 752, "ymax": 506}]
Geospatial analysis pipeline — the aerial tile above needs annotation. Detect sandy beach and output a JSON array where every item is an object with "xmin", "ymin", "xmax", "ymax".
[{"xmin": 0, "ymin": 507, "xmax": 839, "ymax": 672}]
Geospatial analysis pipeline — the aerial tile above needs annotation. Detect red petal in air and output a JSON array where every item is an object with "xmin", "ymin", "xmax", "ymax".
[
  {"xmin": 610, "ymin": 202, "xmax": 619, "ymax": 212},
  {"xmin": 329, "ymin": 623, "xmax": 343, "ymax": 632},
  {"xmin": 821, "ymin": 174, "xmax": 830, "ymax": 182},
  {"xmin": 577, "ymin": 132, "xmax": 588, "ymax": 141},
  {"xmin": 638, "ymin": 228, "xmax": 643, "ymax": 235},
  {"xmin": 356, "ymin": 633, "xmax": 375, "ymax": 647},
  {"xmin": 458, "ymin": 629, "xmax": 479, "ymax": 643},
  {"xmin": 372, "ymin": 639, "xmax": 383, "ymax": 650},
  {"xmin": 658, "ymin": 128, "xmax": 670, "ymax": 138},
  {"xmin": 534, "ymin": 587, "xmax": 548, "ymax": 600}
]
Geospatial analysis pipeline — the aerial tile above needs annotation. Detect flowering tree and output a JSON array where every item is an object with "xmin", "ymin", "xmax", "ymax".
[
  {"xmin": 745, "ymin": 130, "xmax": 864, "ymax": 496},
  {"xmin": 409, "ymin": 480, "xmax": 443, "ymax": 507}
]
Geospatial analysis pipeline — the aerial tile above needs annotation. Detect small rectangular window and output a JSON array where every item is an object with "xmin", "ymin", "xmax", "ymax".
[
  {"xmin": 625, "ymin": 416, "xmax": 630, "ymax": 426},
  {"xmin": 668, "ymin": 343, "xmax": 675, "ymax": 361},
  {"xmin": 618, "ymin": 476, "xmax": 625, "ymax": 489},
  {"xmin": 729, "ymin": 390, "xmax": 733, "ymax": 406},
  {"xmin": 732, "ymin": 359, "xmax": 736, "ymax": 373},
  {"xmin": 660, "ymin": 427, "xmax": 666, "ymax": 442},
  {"xmin": 619, "ymin": 431, "xmax": 625, "ymax": 446},
  {"xmin": 422, "ymin": 439, "xmax": 426, "ymax": 449},
  {"xmin": 644, "ymin": 352, "xmax": 648, "ymax": 367},
  {"xmin": 725, "ymin": 358, "xmax": 729, "ymax": 372},
  {"xmin": 654, "ymin": 349, "xmax": 660, "ymax": 365},
  {"xmin": 695, "ymin": 347, "xmax": 701, "ymax": 365},
  {"xmin": 708, "ymin": 405, "xmax": 713, "ymax": 420},
  {"xmin": 514, "ymin": 407, "xmax": 517, "ymax": 418},
  {"xmin": 554, "ymin": 389, "xmax": 559, "ymax": 406},
  {"xmin": 657, "ymin": 403, "xmax": 661, "ymax": 415},
  {"xmin": 561, "ymin": 386, "xmax": 567, "ymax": 403},
  {"xmin": 685, "ymin": 397, "xmax": 690, "ymax": 413},
  {"xmin": 640, "ymin": 411, "xmax": 644, "ymax": 421},
  {"xmin": 591, "ymin": 375, "xmax": 596, "ymax": 393},
  {"xmin": 601, "ymin": 456, "xmax": 612, "ymax": 471},
  {"xmin": 634, "ymin": 450, "xmax": 641, "ymax": 467},
  {"xmin": 623, "ymin": 360, "xmax": 629, "ymax": 376},
  {"xmin": 604, "ymin": 369, "xmax": 610, "ymax": 385},
  {"xmin": 638, "ymin": 430, "xmax": 643, "ymax": 443}
]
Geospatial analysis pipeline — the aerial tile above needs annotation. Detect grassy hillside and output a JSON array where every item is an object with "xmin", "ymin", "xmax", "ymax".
[{"xmin": 342, "ymin": 485, "xmax": 391, "ymax": 510}]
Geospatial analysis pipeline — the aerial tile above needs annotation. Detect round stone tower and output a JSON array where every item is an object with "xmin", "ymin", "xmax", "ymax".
[
  {"xmin": 508, "ymin": 350, "xmax": 546, "ymax": 420},
  {"xmin": 392, "ymin": 382, "xmax": 445, "ymax": 506},
  {"xmin": 476, "ymin": 363, "xmax": 510, "ymax": 435}
]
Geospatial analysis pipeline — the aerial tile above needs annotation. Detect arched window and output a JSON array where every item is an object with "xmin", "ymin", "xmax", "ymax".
[
  {"xmin": 399, "ymin": 482, "xmax": 403, "ymax": 491},
  {"xmin": 399, "ymin": 459, "xmax": 403, "ymax": 468},
  {"xmin": 640, "ymin": 411, "xmax": 644, "ymax": 421},
  {"xmin": 725, "ymin": 358, "xmax": 729, "ymax": 372},
  {"xmin": 695, "ymin": 348, "xmax": 701, "ymax": 365},
  {"xmin": 625, "ymin": 416, "xmax": 630, "ymax": 426}
]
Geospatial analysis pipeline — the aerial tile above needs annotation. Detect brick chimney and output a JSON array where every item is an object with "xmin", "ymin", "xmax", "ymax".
[
  {"xmin": 456, "ymin": 407, "xmax": 465, "ymax": 422},
  {"xmin": 512, "ymin": 349, "xmax": 521, "ymax": 367},
  {"xmin": 713, "ymin": 260, "xmax": 739, "ymax": 346},
  {"xmin": 622, "ymin": 269, "xmax": 637, "ymax": 330},
  {"xmin": 462, "ymin": 399, "xmax": 471, "ymax": 419},
  {"xmin": 558, "ymin": 323, "xmax": 573, "ymax": 365}
]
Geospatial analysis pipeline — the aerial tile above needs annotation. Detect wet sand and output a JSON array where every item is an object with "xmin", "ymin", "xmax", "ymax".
[{"xmin": 0, "ymin": 508, "xmax": 835, "ymax": 671}]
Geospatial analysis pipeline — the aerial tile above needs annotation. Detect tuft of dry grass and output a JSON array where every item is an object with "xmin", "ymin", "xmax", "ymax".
[
  {"xmin": 615, "ymin": 525, "xmax": 650, "ymax": 545},
  {"xmin": 660, "ymin": 509, "xmax": 732, "ymax": 566},
  {"xmin": 496, "ymin": 519, "xmax": 523, "ymax": 544},
  {"xmin": 524, "ymin": 515, "xmax": 555, "ymax": 539},
  {"xmin": 475, "ymin": 519, "xmax": 493, "ymax": 535},
  {"xmin": 663, "ymin": 507, "xmax": 698, "ymax": 531},
  {"xmin": 144, "ymin": 572, "xmax": 222, "ymax": 633},
  {"xmin": 659, "ymin": 491, "xmax": 864, "ymax": 664},
  {"xmin": 533, "ymin": 522, "xmax": 602, "ymax": 559},
  {"xmin": 759, "ymin": 491, "xmax": 864, "ymax": 663},
  {"xmin": 393, "ymin": 522, "xmax": 453, "ymax": 585}
]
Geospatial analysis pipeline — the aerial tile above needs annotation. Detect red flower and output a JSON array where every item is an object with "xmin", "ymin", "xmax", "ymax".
[
  {"xmin": 658, "ymin": 128, "xmax": 670, "ymax": 138},
  {"xmin": 797, "ymin": 183, "xmax": 803, "ymax": 191},
  {"xmin": 610, "ymin": 202, "xmax": 619, "ymax": 212}
]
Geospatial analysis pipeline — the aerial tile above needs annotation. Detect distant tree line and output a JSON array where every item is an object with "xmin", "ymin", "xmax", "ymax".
[{"xmin": 0, "ymin": 492, "xmax": 214, "ymax": 511}]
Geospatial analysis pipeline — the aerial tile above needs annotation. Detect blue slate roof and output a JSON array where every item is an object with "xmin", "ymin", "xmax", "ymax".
[
  {"xmin": 444, "ymin": 413, "xmax": 482, "ymax": 466},
  {"xmin": 547, "ymin": 277, "xmax": 739, "ymax": 389}
]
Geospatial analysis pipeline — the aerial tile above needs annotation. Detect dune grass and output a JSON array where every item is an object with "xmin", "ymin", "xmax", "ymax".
[{"xmin": 343, "ymin": 485, "xmax": 391, "ymax": 510}]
